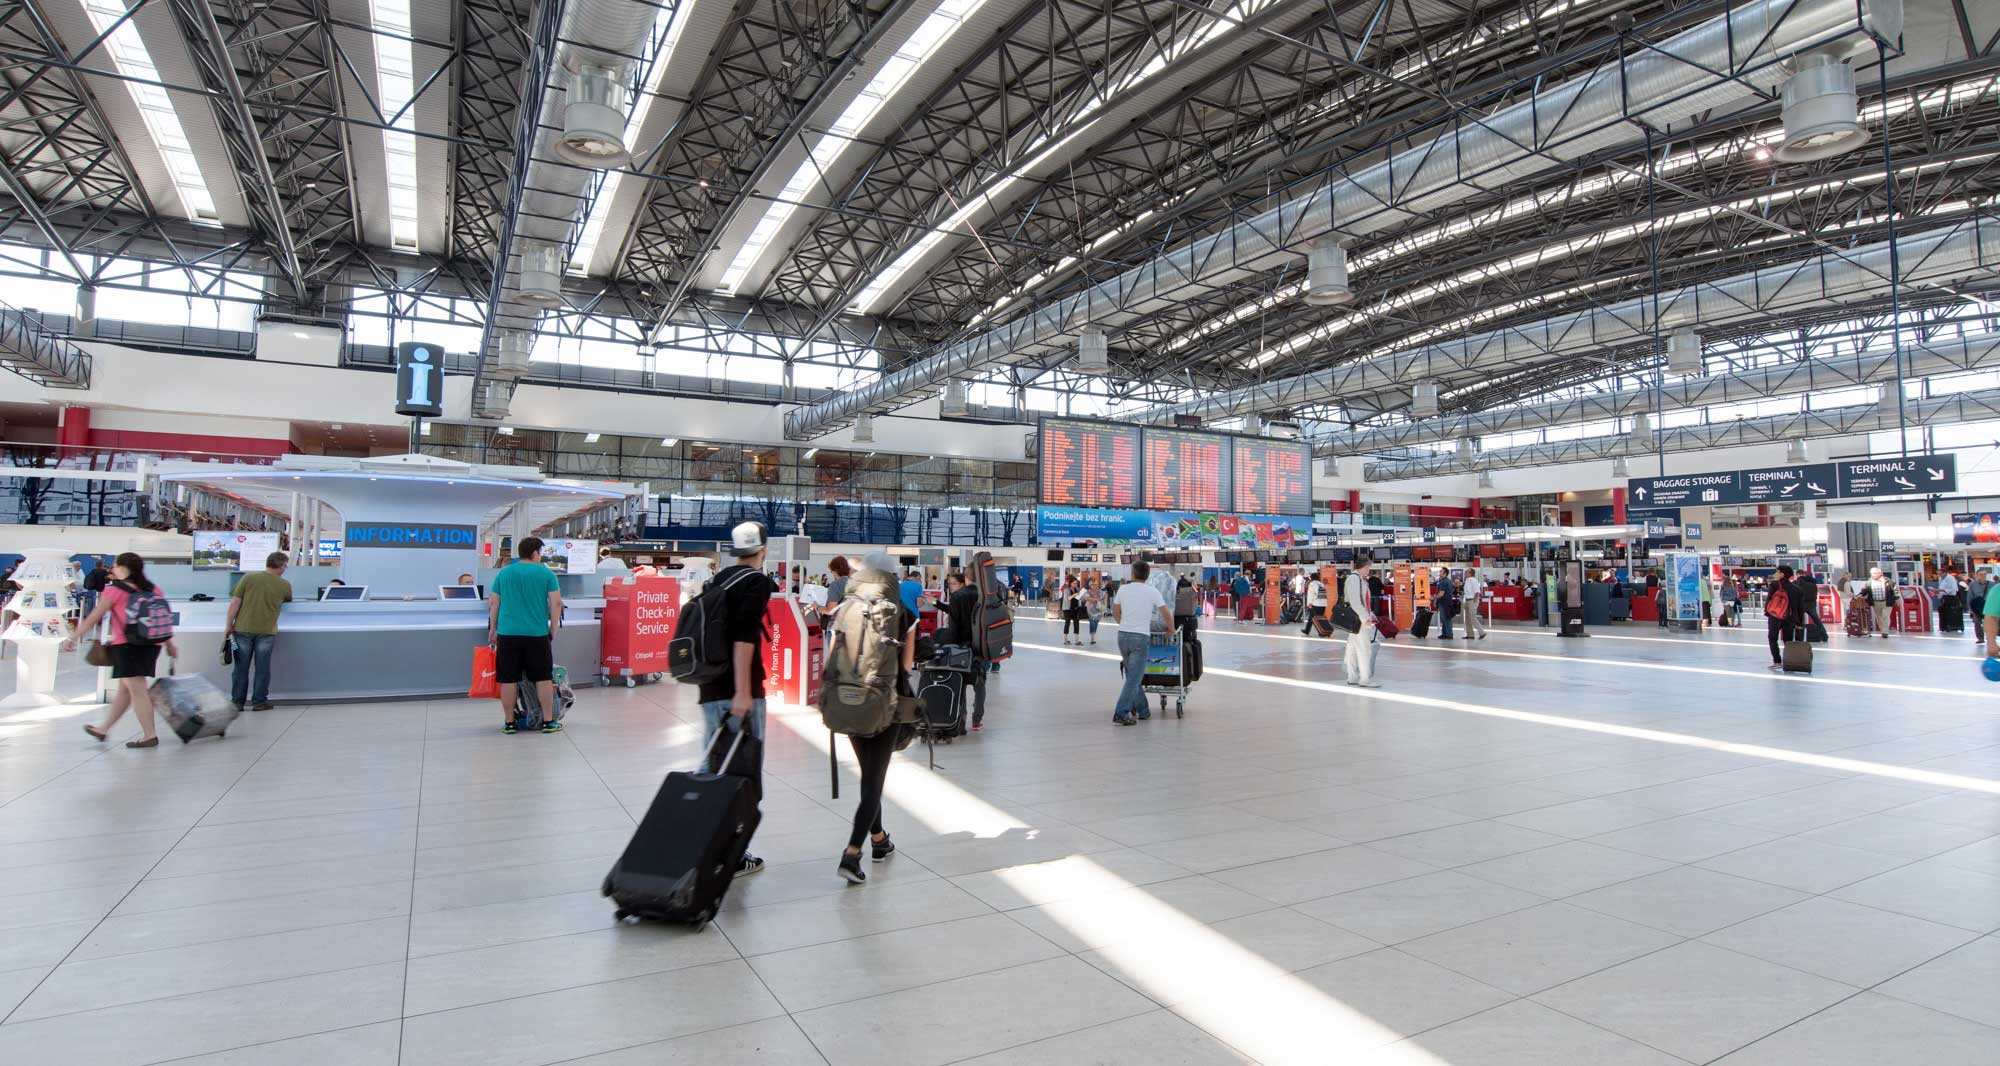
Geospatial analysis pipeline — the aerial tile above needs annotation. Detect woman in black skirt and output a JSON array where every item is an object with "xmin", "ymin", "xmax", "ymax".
[{"xmin": 66, "ymin": 552, "xmax": 178, "ymax": 748}]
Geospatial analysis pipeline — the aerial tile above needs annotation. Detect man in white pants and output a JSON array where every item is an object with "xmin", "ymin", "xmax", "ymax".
[
  {"xmin": 1460, "ymin": 570, "xmax": 1488, "ymax": 640},
  {"xmin": 1343, "ymin": 560, "xmax": 1381, "ymax": 688}
]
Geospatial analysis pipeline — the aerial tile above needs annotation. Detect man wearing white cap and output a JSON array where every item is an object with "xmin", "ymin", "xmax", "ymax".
[{"xmin": 701, "ymin": 521, "xmax": 777, "ymax": 877}]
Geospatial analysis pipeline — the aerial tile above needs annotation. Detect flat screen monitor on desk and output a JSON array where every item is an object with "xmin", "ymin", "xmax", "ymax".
[
  {"xmin": 438, "ymin": 585, "xmax": 481, "ymax": 601},
  {"xmin": 320, "ymin": 585, "xmax": 368, "ymax": 602}
]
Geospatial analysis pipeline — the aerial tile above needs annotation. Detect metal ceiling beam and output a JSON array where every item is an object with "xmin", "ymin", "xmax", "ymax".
[
  {"xmin": 164, "ymin": 0, "xmax": 308, "ymax": 302},
  {"xmin": 1319, "ymin": 332, "xmax": 2000, "ymax": 457},
  {"xmin": 0, "ymin": 0, "xmax": 156, "ymax": 280},
  {"xmin": 1364, "ymin": 383, "xmax": 2000, "ymax": 480},
  {"xmin": 618, "ymin": 0, "xmax": 924, "ymax": 342}
]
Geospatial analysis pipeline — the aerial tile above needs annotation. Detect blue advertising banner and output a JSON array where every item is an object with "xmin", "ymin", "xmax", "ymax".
[
  {"xmin": 1036, "ymin": 506, "xmax": 1306, "ymax": 549},
  {"xmin": 1952, "ymin": 512, "xmax": 2000, "ymax": 544},
  {"xmin": 1670, "ymin": 552, "xmax": 1703, "ymax": 622}
]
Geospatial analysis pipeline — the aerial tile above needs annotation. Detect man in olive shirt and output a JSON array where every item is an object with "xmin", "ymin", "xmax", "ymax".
[
  {"xmin": 488, "ymin": 537, "xmax": 564, "ymax": 733},
  {"xmin": 225, "ymin": 551, "xmax": 293, "ymax": 711}
]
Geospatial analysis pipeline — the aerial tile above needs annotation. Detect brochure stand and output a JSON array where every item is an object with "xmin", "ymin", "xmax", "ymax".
[{"xmin": 2, "ymin": 548, "xmax": 80, "ymax": 708}]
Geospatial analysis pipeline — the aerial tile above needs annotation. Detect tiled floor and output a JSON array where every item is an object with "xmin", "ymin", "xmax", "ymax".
[{"xmin": 1, "ymin": 616, "xmax": 1998, "ymax": 1065}]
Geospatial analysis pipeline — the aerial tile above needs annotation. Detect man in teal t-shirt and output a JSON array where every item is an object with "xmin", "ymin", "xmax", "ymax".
[{"xmin": 487, "ymin": 538, "xmax": 563, "ymax": 733}]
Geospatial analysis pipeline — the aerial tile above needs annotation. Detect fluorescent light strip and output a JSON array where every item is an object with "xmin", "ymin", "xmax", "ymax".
[
  {"xmin": 367, "ymin": 0, "xmax": 422, "ymax": 251},
  {"xmin": 80, "ymin": 0, "xmax": 217, "ymax": 222},
  {"xmin": 719, "ymin": 0, "xmax": 992, "ymax": 294},
  {"xmin": 569, "ymin": 2, "xmax": 694, "ymax": 275}
]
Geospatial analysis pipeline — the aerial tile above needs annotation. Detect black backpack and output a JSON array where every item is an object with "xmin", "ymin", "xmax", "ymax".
[{"xmin": 668, "ymin": 568, "xmax": 762, "ymax": 686}]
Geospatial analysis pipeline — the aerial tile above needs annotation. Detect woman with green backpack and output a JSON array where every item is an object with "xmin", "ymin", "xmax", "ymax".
[{"xmin": 821, "ymin": 552, "xmax": 917, "ymax": 884}]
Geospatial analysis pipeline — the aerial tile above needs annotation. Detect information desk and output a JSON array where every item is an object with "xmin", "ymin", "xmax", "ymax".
[{"xmin": 163, "ymin": 600, "xmax": 602, "ymax": 702}]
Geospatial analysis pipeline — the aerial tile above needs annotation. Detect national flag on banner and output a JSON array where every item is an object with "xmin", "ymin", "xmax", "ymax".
[{"xmin": 1218, "ymin": 514, "xmax": 1241, "ymax": 536}]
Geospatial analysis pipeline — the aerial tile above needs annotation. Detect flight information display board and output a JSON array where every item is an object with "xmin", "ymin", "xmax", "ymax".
[
  {"xmin": 1232, "ymin": 437, "xmax": 1313, "ymax": 516},
  {"xmin": 1143, "ymin": 428, "xmax": 1232, "ymax": 512},
  {"xmin": 1039, "ymin": 419, "xmax": 1143, "ymax": 509}
]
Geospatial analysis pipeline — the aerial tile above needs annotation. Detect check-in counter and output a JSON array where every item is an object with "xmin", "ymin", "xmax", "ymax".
[
  {"xmin": 166, "ymin": 599, "xmax": 601, "ymax": 702},
  {"xmin": 1482, "ymin": 585, "xmax": 1536, "ymax": 621}
]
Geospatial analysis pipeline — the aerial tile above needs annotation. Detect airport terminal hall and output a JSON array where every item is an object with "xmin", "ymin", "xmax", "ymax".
[{"xmin": 8, "ymin": 0, "xmax": 2000, "ymax": 1063}]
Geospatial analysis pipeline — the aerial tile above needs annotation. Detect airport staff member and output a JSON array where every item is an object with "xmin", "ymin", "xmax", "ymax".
[{"xmin": 224, "ymin": 551, "xmax": 293, "ymax": 712}]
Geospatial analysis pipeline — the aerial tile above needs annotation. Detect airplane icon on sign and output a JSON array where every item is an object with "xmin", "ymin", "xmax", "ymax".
[
  {"xmin": 1780, "ymin": 483, "xmax": 1799, "ymax": 496},
  {"xmin": 1807, "ymin": 482, "xmax": 1826, "ymax": 494},
  {"xmin": 1895, "ymin": 476, "xmax": 1917, "ymax": 489}
]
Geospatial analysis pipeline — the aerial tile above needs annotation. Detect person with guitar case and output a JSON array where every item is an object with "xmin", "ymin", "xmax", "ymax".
[{"xmin": 970, "ymin": 550, "xmax": 1013, "ymax": 664}]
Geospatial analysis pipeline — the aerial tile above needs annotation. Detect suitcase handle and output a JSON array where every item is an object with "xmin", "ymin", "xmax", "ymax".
[{"xmin": 703, "ymin": 720, "xmax": 748, "ymax": 776}]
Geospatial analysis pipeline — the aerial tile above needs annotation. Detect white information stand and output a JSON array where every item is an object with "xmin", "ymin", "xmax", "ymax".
[{"xmin": 2, "ymin": 548, "xmax": 80, "ymax": 708}]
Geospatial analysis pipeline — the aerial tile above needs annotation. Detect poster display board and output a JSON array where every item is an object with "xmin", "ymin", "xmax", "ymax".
[
  {"xmin": 193, "ymin": 531, "xmax": 282, "ymax": 572},
  {"xmin": 1951, "ymin": 512, "xmax": 2000, "ymax": 543},
  {"xmin": 1664, "ymin": 552, "xmax": 1702, "ymax": 623},
  {"xmin": 541, "ymin": 538, "xmax": 598, "ymax": 575}
]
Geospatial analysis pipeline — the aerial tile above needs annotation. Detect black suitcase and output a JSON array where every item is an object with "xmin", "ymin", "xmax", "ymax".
[
  {"xmin": 1560, "ymin": 606, "xmax": 1585, "ymax": 636},
  {"xmin": 1411, "ymin": 607, "xmax": 1433, "ymax": 639},
  {"xmin": 602, "ymin": 727, "xmax": 760, "ymax": 928},
  {"xmin": 917, "ymin": 667, "xmax": 965, "ymax": 736},
  {"xmin": 1804, "ymin": 617, "xmax": 1829, "ymax": 643},
  {"xmin": 1941, "ymin": 599, "xmax": 1964, "ymax": 633},
  {"xmin": 1183, "ymin": 637, "xmax": 1202, "ymax": 684},
  {"xmin": 1312, "ymin": 615, "xmax": 1335, "ymax": 638}
]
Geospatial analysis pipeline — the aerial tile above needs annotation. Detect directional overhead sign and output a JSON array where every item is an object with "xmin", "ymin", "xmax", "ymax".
[
  {"xmin": 1836, "ymin": 454, "xmax": 1956, "ymax": 498},
  {"xmin": 1741, "ymin": 463, "xmax": 1838, "ymax": 504},
  {"xmin": 1630, "ymin": 454, "xmax": 1955, "ymax": 506}
]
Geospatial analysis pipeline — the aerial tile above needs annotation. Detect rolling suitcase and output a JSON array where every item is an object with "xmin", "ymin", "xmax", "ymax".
[
  {"xmin": 1411, "ymin": 608, "xmax": 1433, "ymax": 639},
  {"xmin": 1940, "ymin": 598, "xmax": 1964, "ymax": 633},
  {"xmin": 1376, "ymin": 616, "xmax": 1400, "ymax": 640},
  {"xmin": 1312, "ymin": 615, "xmax": 1334, "ymax": 638},
  {"xmin": 1844, "ymin": 601, "xmax": 1868, "ymax": 637},
  {"xmin": 1804, "ymin": 617, "xmax": 1829, "ymax": 643},
  {"xmin": 1560, "ymin": 606, "xmax": 1585, "ymax": 636},
  {"xmin": 150, "ymin": 668, "xmax": 238, "ymax": 742},
  {"xmin": 602, "ymin": 726, "xmax": 760, "ymax": 928},
  {"xmin": 1183, "ymin": 636, "xmax": 1202, "ymax": 684},
  {"xmin": 1782, "ymin": 640, "xmax": 1813, "ymax": 673}
]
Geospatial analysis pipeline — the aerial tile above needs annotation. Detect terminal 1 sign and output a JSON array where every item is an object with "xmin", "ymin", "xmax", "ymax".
[{"xmin": 1628, "ymin": 454, "xmax": 1955, "ymax": 507}]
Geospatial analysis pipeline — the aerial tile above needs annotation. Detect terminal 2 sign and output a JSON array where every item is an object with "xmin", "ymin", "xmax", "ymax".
[{"xmin": 1628, "ymin": 454, "xmax": 1955, "ymax": 508}]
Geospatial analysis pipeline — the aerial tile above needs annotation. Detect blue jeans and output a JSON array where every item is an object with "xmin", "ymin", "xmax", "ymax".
[
  {"xmin": 230, "ymin": 632, "xmax": 276, "ymax": 706},
  {"xmin": 1087, "ymin": 614, "xmax": 1101, "ymax": 638},
  {"xmin": 1114, "ymin": 631, "xmax": 1149, "ymax": 720},
  {"xmin": 701, "ymin": 697, "xmax": 766, "ymax": 778},
  {"xmin": 1439, "ymin": 602, "xmax": 1454, "ymax": 637}
]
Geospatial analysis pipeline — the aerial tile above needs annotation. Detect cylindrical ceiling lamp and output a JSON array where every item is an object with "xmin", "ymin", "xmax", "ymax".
[
  {"xmin": 517, "ymin": 242, "xmax": 565, "ymax": 307},
  {"xmin": 1775, "ymin": 52, "xmax": 1869, "ymax": 162},
  {"xmin": 1304, "ymin": 242, "xmax": 1351, "ymax": 306},
  {"xmin": 1075, "ymin": 329, "xmax": 1109, "ymax": 375},
  {"xmin": 851, "ymin": 413, "xmax": 874, "ymax": 444},
  {"xmin": 556, "ymin": 64, "xmax": 632, "ymax": 168}
]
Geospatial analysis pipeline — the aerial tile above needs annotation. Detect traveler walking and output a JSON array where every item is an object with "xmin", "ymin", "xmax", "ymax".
[
  {"xmin": 1765, "ymin": 565, "xmax": 1800, "ymax": 670},
  {"xmin": 1866, "ymin": 567, "xmax": 1893, "ymax": 638},
  {"xmin": 66, "ymin": 552, "xmax": 178, "ymax": 748},
  {"xmin": 1110, "ymin": 561, "xmax": 1172, "ymax": 725},
  {"xmin": 1968, "ymin": 569, "xmax": 1990, "ymax": 645},
  {"xmin": 1459, "ymin": 570, "xmax": 1487, "ymax": 639},
  {"xmin": 1937, "ymin": 568, "xmax": 1962, "ymax": 633},
  {"xmin": 1084, "ymin": 579, "xmax": 1106, "ymax": 645},
  {"xmin": 1719, "ymin": 573, "xmax": 1740, "ymax": 626},
  {"xmin": 697, "ymin": 522, "xmax": 777, "ymax": 876},
  {"xmin": 1060, "ymin": 575, "xmax": 1086, "ymax": 644},
  {"xmin": 1436, "ymin": 569, "xmax": 1457, "ymax": 639},
  {"xmin": 224, "ymin": 551, "xmax": 293, "ymax": 711},
  {"xmin": 1343, "ymin": 561, "xmax": 1381, "ymax": 687},
  {"xmin": 1301, "ymin": 573, "xmax": 1328, "ymax": 635},
  {"xmin": 487, "ymin": 536, "xmax": 564, "ymax": 733},
  {"xmin": 1699, "ymin": 573, "xmax": 1713, "ymax": 625},
  {"xmin": 943, "ymin": 572, "xmax": 990, "ymax": 729},
  {"xmin": 1792, "ymin": 568, "xmax": 1822, "ymax": 639},
  {"xmin": 835, "ymin": 552, "xmax": 916, "ymax": 884},
  {"xmin": 1231, "ymin": 569, "xmax": 1253, "ymax": 620},
  {"xmin": 80, "ymin": 557, "xmax": 109, "ymax": 617}
]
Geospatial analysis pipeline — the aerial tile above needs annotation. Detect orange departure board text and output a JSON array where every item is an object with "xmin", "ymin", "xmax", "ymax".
[
  {"xmin": 1143, "ymin": 428, "xmax": 1231, "ymax": 511},
  {"xmin": 1040, "ymin": 419, "xmax": 1142, "ymax": 508},
  {"xmin": 1232, "ymin": 438, "xmax": 1314, "ymax": 516}
]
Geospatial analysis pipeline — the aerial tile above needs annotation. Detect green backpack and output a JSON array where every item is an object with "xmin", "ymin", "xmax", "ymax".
[{"xmin": 818, "ymin": 571, "xmax": 905, "ymax": 736}]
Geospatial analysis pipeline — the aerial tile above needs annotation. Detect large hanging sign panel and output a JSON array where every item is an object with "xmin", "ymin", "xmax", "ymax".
[
  {"xmin": 1232, "ymin": 437, "xmax": 1314, "ymax": 517},
  {"xmin": 1039, "ymin": 419, "xmax": 1143, "ymax": 509},
  {"xmin": 1629, "ymin": 454, "xmax": 1957, "ymax": 506},
  {"xmin": 1836, "ymin": 454, "xmax": 1956, "ymax": 498},
  {"xmin": 1143, "ymin": 427, "xmax": 1232, "ymax": 512},
  {"xmin": 1952, "ymin": 512, "xmax": 2000, "ymax": 544}
]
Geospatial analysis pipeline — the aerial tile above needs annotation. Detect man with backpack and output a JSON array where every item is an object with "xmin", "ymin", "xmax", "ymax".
[
  {"xmin": 1765, "ymin": 565, "xmax": 1800, "ymax": 670},
  {"xmin": 692, "ymin": 521, "xmax": 776, "ymax": 877}
]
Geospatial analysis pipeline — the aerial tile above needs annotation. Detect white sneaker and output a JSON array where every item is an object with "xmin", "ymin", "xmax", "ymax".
[{"xmin": 1358, "ymin": 680, "xmax": 1382, "ymax": 688}]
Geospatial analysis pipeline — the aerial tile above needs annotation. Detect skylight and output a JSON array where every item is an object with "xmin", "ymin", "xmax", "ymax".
[
  {"xmin": 368, "ymin": 0, "xmax": 421, "ymax": 251},
  {"xmin": 718, "ymin": 0, "xmax": 991, "ymax": 295},
  {"xmin": 850, "ymin": 0, "xmax": 1285, "ymax": 314},
  {"xmin": 568, "ymin": 2, "xmax": 694, "ymax": 275},
  {"xmin": 80, "ymin": 0, "xmax": 216, "ymax": 222}
]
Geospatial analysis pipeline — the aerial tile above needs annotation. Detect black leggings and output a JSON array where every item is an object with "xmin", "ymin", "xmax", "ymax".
[
  {"xmin": 1767, "ymin": 617, "xmax": 1796, "ymax": 663},
  {"xmin": 1063, "ymin": 608, "xmax": 1083, "ymax": 636},
  {"xmin": 847, "ymin": 729, "xmax": 897, "ymax": 850}
]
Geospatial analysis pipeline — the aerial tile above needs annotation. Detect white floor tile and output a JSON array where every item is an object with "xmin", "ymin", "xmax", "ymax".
[
  {"xmin": 1568, "ymin": 865, "xmax": 1807, "ymax": 937},
  {"xmin": 1874, "ymin": 935, "xmax": 2000, "ymax": 1027},
  {"xmin": 747, "ymin": 912, "xmax": 1064, "ymax": 1012},
  {"xmin": 1400, "ymin": 901, "xmax": 1679, "ymax": 995},
  {"xmin": 1713, "ymin": 991, "xmax": 2000, "ymax": 1065},
  {"xmin": 1294, "ymin": 869, "xmax": 1547, "ymax": 944},
  {"xmin": 1702, "ymin": 897, "xmax": 1981, "ymax": 987},
  {"xmin": 1358, "ymin": 999, "xmax": 1686, "ymax": 1066}
]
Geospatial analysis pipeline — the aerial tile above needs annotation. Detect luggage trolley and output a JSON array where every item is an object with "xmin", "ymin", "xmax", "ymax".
[{"xmin": 1140, "ymin": 632, "xmax": 1189, "ymax": 718}]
